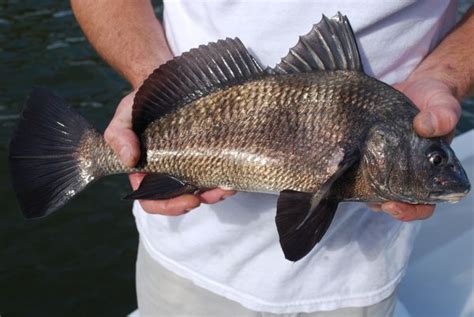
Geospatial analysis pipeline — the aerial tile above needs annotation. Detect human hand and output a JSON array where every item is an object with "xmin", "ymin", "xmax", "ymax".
[
  {"xmin": 104, "ymin": 90, "xmax": 235, "ymax": 215},
  {"xmin": 369, "ymin": 78, "xmax": 461, "ymax": 221}
]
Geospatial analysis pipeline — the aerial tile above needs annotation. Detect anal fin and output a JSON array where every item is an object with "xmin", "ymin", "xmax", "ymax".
[{"xmin": 124, "ymin": 174, "xmax": 197, "ymax": 200}]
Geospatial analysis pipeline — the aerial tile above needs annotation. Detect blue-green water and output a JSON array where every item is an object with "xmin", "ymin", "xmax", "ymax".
[
  {"xmin": 0, "ymin": 1, "xmax": 473, "ymax": 316},
  {"xmin": 0, "ymin": 1, "xmax": 142, "ymax": 316}
]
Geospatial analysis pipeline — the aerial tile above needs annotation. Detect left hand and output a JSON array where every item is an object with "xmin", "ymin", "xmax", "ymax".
[{"xmin": 370, "ymin": 78, "xmax": 461, "ymax": 221}]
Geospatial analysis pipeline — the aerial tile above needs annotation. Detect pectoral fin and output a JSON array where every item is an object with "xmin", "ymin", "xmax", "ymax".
[
  {"xmin": 275, "ymin": 148, "xmax": 359, "ymax": 261},
  {"xmin": 276, "ymin": 191, "xmax": 338, "ymax": 261},
  {"xmin": 124, "ymin": 174, "xmax": 197, "ymax": 200}
]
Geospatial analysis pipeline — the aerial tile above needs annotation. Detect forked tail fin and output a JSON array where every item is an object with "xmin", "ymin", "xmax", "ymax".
[{"xmin": 9, "ymin": 88, "xmax": 102, "ymax": 218}]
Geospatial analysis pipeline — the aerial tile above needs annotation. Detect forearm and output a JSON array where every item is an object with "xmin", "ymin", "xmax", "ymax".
[
  {"xmin": 71, "ymin": 0, "xmax": 173, "ymax": 89},
  {"xmin": 407, "ymin": 7, "xmax": 474, "ymax": 100}
]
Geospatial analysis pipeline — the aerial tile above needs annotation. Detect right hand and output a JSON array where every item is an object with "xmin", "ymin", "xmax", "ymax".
[
  {"xmin": 368, "ymin": 77, "xmax": 461, "ymax": 221},
  {"xmin": 104, "ymin": 90, "xmax": 236, "ymax": 216}
]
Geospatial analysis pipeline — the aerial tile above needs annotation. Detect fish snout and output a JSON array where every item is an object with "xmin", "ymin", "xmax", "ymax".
[{"xmin": 430, "ymin": 163, "xmax": 471, "ymax": 202}]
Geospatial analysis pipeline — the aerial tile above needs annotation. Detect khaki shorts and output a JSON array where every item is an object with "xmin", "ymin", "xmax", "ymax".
[{"xmin": 136, "ymin": 241, "xmax": 396, "ymax": 317}]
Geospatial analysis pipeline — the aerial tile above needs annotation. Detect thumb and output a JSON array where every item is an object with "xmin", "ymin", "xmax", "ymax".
[
  {"xmin": 413, "ymin": 92, "xmax": 460, "ymax": 138},
  {"xmin": 104, "ymin": 91, "xmax": 141, "ymax": 167},
  {"xmin": 396, "ymin": 79, "xmax": 461, "ymax": 138}
]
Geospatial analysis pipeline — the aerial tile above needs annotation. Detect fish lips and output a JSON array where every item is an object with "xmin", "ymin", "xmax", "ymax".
[{"xmin": 428, "ymin": 165, "xmax": 471, "ymax": 203}]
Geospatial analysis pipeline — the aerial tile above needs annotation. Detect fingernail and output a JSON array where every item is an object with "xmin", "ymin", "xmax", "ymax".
[
  {"xmin": 368, "ymin": 203, "xmax": 382, "ymax": 212},
  {"xmin": 417, "ymin": 112, "xmax": 435, "ymax": 135},
  {"xmin": 119, "ymin": 146, "xmax": 131, "ymax": 166},
  {"xmin": 382, "ymin": 207, "xmax": 400, "ymax": 218},
  {"xmin": 391, "ymin": 211, "xmax": 401, "ymax": 218}
]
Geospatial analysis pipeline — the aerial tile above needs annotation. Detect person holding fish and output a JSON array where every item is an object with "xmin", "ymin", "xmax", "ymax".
[{"xmin": 9, "ymin": 0, "xmax": 472, "ymax": 316}]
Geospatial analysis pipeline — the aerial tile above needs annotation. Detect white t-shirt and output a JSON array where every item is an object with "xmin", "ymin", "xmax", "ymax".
[{"xmin": 133, "ymin": 0, "xmax": 457, "ymax": 313}]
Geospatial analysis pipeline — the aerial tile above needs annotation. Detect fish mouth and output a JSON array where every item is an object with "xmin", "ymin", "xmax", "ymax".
[
  {"xmin": 429, "ymin": 189, "xmax": 470, "ymax": 203},
  {"xmin": 428, "ymin": 165, "xmax": 471, "ymax": 203},
  {"xmin": 382, "ymin": 188, "xmax": 471, "ymax": 205}
]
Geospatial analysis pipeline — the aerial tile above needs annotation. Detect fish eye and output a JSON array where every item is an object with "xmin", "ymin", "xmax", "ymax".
[{"xmin": 427, "ymin": 151, "xmax": 446, "ymax": 167}]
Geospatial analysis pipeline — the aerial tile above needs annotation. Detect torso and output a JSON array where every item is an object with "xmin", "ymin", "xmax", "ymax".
[{"xmin": 140, "ymin": 71, "xmax": 413, "ymax": 194}]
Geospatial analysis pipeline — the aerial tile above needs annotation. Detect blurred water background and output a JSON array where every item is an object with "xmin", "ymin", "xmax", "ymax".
[{"xmin": 0, "ymin": 1, "xmax": 473, "ymax": 316}]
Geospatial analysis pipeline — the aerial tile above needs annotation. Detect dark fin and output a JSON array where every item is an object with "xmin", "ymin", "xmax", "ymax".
[
  {"xmin": 275, "ymin": 148, "xmax": 360, "ymax": 261},
  {"xmin": 124, "ymin": 174, "xmax": 197, "ymax": 200},
  {"xmin": 9, "ymin": 88, "xmax": 99, "ymax": 219},
  {"xmin": 132, "ymin": 38, "xmax": 264, "ymax": 134},
  {"xmin": 276, "ymin": 191, "xmax": 338, "ymax": 261},
  {"xmin": 274, "ymin": 12, "xmax": 363, "ymax": 74}
]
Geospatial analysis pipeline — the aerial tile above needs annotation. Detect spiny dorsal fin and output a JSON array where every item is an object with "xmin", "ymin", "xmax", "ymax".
[
  {"xmin": 132, "ymin": 38, "xmax": 264, "ymax": 134},
  {"xmin": 274, "ymin": 12, "xmax": 363, "ymax": 74}
]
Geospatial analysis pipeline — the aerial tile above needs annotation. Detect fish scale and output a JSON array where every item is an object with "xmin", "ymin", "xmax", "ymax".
[
  {"xmin": 78, "ymin": 72, "xmax": 392, "ymax": 192},
  {"xmin": 103, "ymin": 72, "xmax": 386, "ymax": 193}
]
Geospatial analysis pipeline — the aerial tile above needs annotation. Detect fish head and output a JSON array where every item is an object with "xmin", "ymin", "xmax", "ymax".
[
  {"xmin": 362, "ymin": 124, "xmax": 470, "ymax": 204},
  {"xmin": 409, "ymin": 136, "xmax": 470, "ymax": 203}
]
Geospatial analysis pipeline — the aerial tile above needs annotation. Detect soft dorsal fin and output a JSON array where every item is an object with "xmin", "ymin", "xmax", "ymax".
[
  {"xmin": 132, "ymin": 38, "xmax": 264, "ymax": 134},
  {"xmin": 274, "ymin": 12, "xmax": 363, "ymax": 74}
]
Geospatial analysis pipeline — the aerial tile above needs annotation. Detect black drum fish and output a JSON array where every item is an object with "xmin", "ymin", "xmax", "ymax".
[{"xmin": 9, "ymin": 13, "xmax": 470, "ymax": 261}]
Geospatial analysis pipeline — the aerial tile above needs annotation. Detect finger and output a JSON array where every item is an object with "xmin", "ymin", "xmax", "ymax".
[
  {"xmin": 128, "ymin": 173, "xmax": 146, "ymax": 190},
  {"xmin": 394, "ymin": 78, "xmax": 449, "ymax": 108},
  {"xmin": 127, "ymin": 173, "xmax": 201, "ymax": 215},
  {"xmin": 381, "ymin": 201, "xmax": 435, "ymax": 221},
  {"xmin": 104, "ymin": 126, "xmax": 140, "ymax": 167},
  {"xmin": 199, "ymin": 188, "xmax": 236, "ymax": 204},
  {"xmin": 394, "ymin": 79, "xmax": 461, "ymax": 138},
  {"xmin": 413, "ymin": 93, "xmax": 461, "ymax": 137},
  {"xmin": 367, "ymin": 203, "xmax": 383, "ymax": 212},
  {"xmin": 104, "ymin": 92, "xmax": 140, "ymax": 167},
  {"xmin": 139, "ymin": 195, "xmax": 201, "ymax": 216}
]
